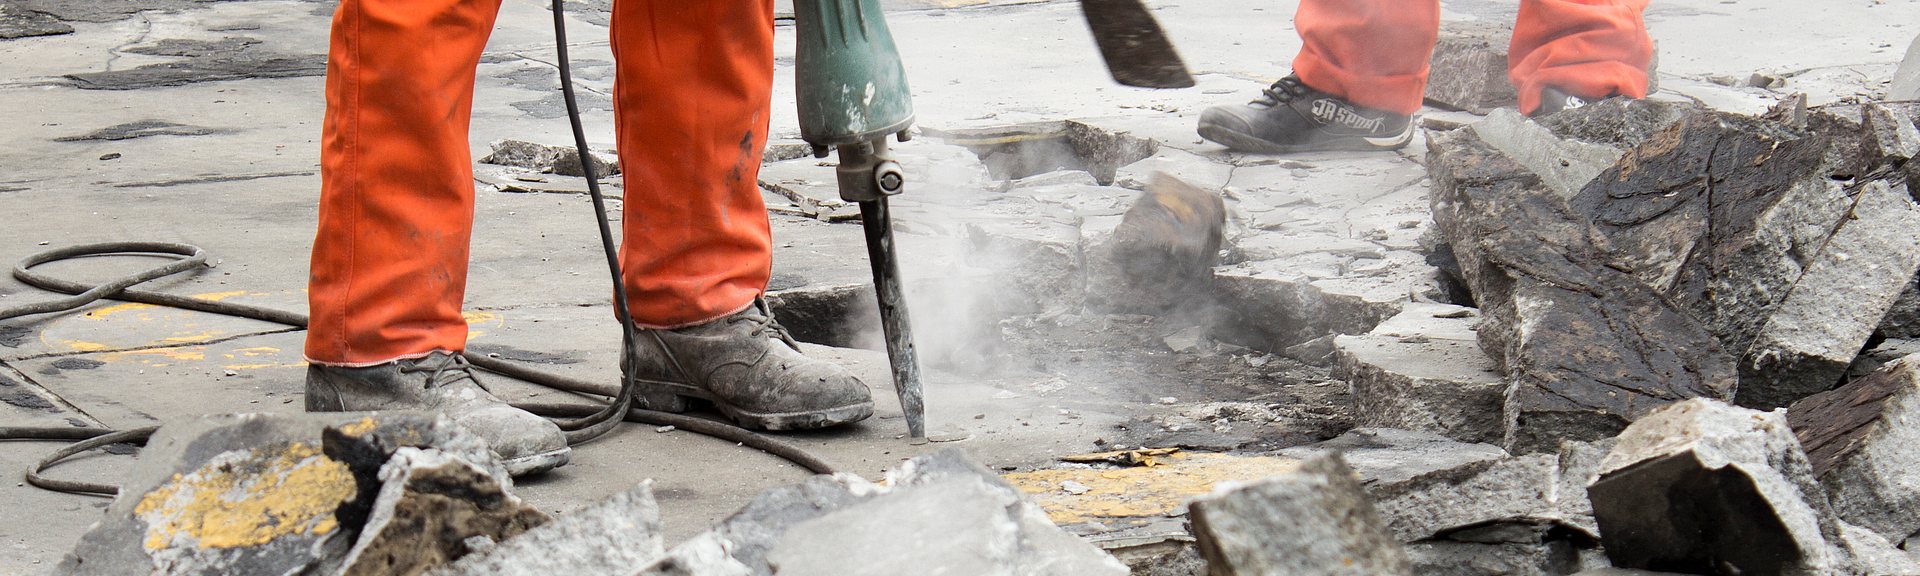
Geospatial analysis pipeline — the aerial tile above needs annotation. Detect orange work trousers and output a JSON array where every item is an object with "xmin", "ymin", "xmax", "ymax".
[
  {"xmin": 1292, "ymin": 0, "xmax": 1653, "ymax": 116},
  {"xmin": 307, "ymin": 0, "xmax": 775, "ymax": 366}
]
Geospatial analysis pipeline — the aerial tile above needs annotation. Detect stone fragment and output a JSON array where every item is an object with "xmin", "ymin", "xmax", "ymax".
[
  {"xmin": 1878, "ymin": 277, "xmax": 1920, "ymax": 339},
  {"xmin": 1404, "ymin": 529, "xmax": 1596, "ymax": 576},
  {"xmin": 335, "ymin": 448, "xmax": 547, "ymax": 576},
  {"xmin": 1084, "ymin": 172, "xmax": 1224, "ymax": 313},
  {"xmin": 634, "ymin": 449, "xmax": 1125, "ymax": 576},
  {"xmin": 56, "ymin": 412, "xmax": 506, "ymax": 576},
  {"xmin": 1211, "ymin": 267, "xmax": 1404, "ymax": 352},
  {"xmin": 1469, "ymin": 109, "xmax": 1624, "ymax": 200},
  {"xmin": 1573, "ymin": 106, "xmax": 1920, "ymax": 409},
  {"xmin": 1189, "ymin": 452, "xmax": 1410, "ymax": 576},
  {"xmin": 0, "ymin": 0, "xmax": 70, "ymax": 38},
  {"xmin": 479, "ymin": 139, "xmax": 618, "ymax": 177},
  {"xmin": 1837, "ymin": 520, "xmax": 1920, "ymax": 576},
  {"xmin": 1284, "ymin": 333, "xmax": 1337, "ymax": 366},
  {"xmin": 1423, "ymin": 22, "xmax": 1518, "ymax": 114},
  {"xmin": 1283, "ymin": 429, "xmax": 1607, "ymax": 545},
  {"xmin": 1530, "ymin": 97, "xmax": 1692, "ymax": 150},
  {"xmin": 1428, "ymin": 126, "xmax": 1736, "ymax": 455},
  {"xmin": 1786, "ymin": 355, "xmax": 1920, "ymax": 543},
  {"xmin": 1864, "ymin": 103, "xmax": 1920, "ymax": 163},
  {"xmin": 1887, "ymin": 33, "xmax": 1920, "ymax": 101},
  {"xmin": 1335, "ymin": 303, "xmax": 1505, "ymax": 444},
  {"xmin": 1589, "ymin": 399, "xmax": 1852, "ymax": 576}
]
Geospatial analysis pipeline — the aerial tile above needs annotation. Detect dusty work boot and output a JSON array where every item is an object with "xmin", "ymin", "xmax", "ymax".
[
  {"xmin": 306, "ymin": 351, "xmax": 570, "ymax": 476},
  {"xmin": 1197, "ymin": 75, "xmax": 1414, "ymax": 153},
  {"xmin": 623, "ymin": 299, "xmax": 874, "ymax": 431},
  {"xmin": 1529, "ymin": 86, "xmax": 1597, "ymax": 117}
]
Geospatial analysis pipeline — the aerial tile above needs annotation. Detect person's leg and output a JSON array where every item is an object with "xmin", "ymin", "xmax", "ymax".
[
  {"xmin": 1196, "ymin": 0, "xmax": 1436, "ymax": 153},
  {"xmin": 1292, "ymin": 0, "xmax": 1441, "ymax": 116},
  {"xmin": 306, "ymin": 0, "xmax": 567, "ymax": 475},
  {"xmin": 1508, "ymin": 0, "xmax": 1653, "ymax": 115},
  {"xmin": 610, "ymin": 0, "xmax": 872, "ymax": 430},
  {"xmin": 308, "ymin": 0, "xmax": 497, "ymax": 366}
]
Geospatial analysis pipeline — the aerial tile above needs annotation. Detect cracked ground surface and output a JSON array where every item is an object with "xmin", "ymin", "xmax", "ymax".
[{"xmin": 5, "ymin": 0, "xmax": 1920, "ymax": 572}]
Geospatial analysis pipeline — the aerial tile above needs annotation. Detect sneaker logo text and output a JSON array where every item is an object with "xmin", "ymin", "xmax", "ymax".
[{"xmin": 1311, "ymin": 99, "xmax": 1384, "ymax": 132}]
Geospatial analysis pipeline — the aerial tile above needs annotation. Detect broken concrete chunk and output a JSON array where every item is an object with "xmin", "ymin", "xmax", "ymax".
[
  {"xmin": 1787, "ymin": 355, "xmax": 1920, "ymax": 543},
  {"xmin": 56, "ymin": 412, "xmax": 505, "ymax": 576},
  {"xmin": 336, "ymin": 448, "xmax": 547, "ymax": 576},
  {"xmin": 480, "ymin": 139, "xmax": 618, "ymax": 177},
  {"xmin": 1887, "ymin": 33, "xmax": 1920, "ymax": 101},
  {"xmin": 1876, "ymin": 276, "xmax": 1920, "ymax": 339},
  {"xmin": 636, "ymin": 448, "xmax": 1125, "ymax": 576},
  {"xmin": 1428, "ymin": 126, "xmax": 1737, "ymax": 455},
  {"xmin": 1190, "ymin": 451, "xmax": 1410, "ymax": 576},
  {"xmin": 1837, "ymin": 520, "xmax": 1920, "ymax": 576},
  {"xmin": 1740, "ymin": 179, "xmax": 1920, "ymax": 408},
  {"xmin": 1423, "ymin": 22, "xmax": 1518, "ymax": 114},
  {"xmin": 1336, "ymin": 303, "xmax": 1506, "ymax": 444},
  {"xmin": 1404, "ymin": 534, "xmax": 1592, "ymax": 576},
  {"xmin": 1589, "ymin": 399, "xmax": 1852, "ymax": 576},
  {"xmin": 1284, "ymin": 429, "xmax": 1604, "ymax": 544},
  {"xmin": 1084, "ymin": 172, "xmax": 1224, "ymax": 314},
  {"xmin": 1531, "ymin": 98, "xmax": 1692, "ymax": 150},
  {"xmin": 1865, "ymin": 103, "xmax": 1920, "ymax": 163},
  {"xmin": 1469, "ymin": 109, "xmax": 1624, "ymax": 200},
  {"xmin": 1568, "ymin": 106, "xmax": 1920, "ymax": 409}
]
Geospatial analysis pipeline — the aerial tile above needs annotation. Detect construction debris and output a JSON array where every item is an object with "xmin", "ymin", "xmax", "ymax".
[
  {"xmin": 1428, "ymin": 119, "xmax": 1737, "ymax": 455},
  {"xmin": 1788, "ymin": 355, "xmax": 1920, "ymax": 544},
  {"xmin": 1085, "ymin": 172, "xmax": 1225, "ymax": 313},
  {"xmin": 1588, "ymin": 399, "xmax": 1852, "ymax": 576},
  {"xmin": 56, "ymin": 412, "xmax": 528, "ymax": 576},
  {"xmin": 1571, "ymin": 105, "xmax": 1920, "ymax": 410},
  {"xmin": 1189, "ymin": 451, "xmax": 1408, "ymax": 576},
  {"xmin": 480, "ymin": 139, "xmax": 618, "ymax": 178},
  {"xmin": 634, "ymin": 448, "xmax": 1127, "ymax": 576},
  {"xmin": 1336, "ymin": 303, "xmax": 1505, "ymax": 444},
  {"xmin": 426, "ymin": 482, "xmax": 662, "ymax": 576},
  {"xmin": 334, "ymin": 448, "xmax": 546, "ymax": 576}
]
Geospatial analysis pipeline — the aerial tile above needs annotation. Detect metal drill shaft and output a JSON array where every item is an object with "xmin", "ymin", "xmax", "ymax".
[{"xmin": 858, "ymin": 197, "xmax": 926, "ymax": 443}]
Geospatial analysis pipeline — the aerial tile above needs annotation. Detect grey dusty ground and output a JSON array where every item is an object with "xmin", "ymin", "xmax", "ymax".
[{"xmin": 4, "ymin": 0, "xmax": 1920, "ymax": 573}]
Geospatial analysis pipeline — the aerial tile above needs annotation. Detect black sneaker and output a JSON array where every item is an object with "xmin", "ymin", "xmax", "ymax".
[
  {"xmin": 1197, "ymin": 75, "xmax": 1414, "ymax": 153},
  {"xmin": 1530, "ymin": 86, "xmax": 1595, "ymax": 117}
]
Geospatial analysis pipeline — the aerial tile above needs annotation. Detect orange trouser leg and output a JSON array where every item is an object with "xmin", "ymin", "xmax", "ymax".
[
  {"xmin": 1509, "ymin": 0, "xmax": 1652, "ymax": 114},
  {"xmin": 611, "ymin": 0, "xmax": 776, "ymax": 329},
  {"xmin": 307, "ymin": 0, "xmax": 501, "ymax": 366},
  {"xmin": 1291, "ymin": 0, "xmax": 1440, "ymax": 116}
]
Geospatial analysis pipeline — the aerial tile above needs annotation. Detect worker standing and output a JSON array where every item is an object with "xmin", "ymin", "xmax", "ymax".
[
  {"xmin": 302, "ymin": 0, "xmax": 875, "ymax": 476},
  {"xmin": 1198, "ymin": 0, "xmax": 1654, "ymax": 153}
]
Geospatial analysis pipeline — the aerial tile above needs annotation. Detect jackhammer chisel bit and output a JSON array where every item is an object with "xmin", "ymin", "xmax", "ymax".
[{"xmin": 794, "ymin": 0, "xmax": 927, "ymax": 443}]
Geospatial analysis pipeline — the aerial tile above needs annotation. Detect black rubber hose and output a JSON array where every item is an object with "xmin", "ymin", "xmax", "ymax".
[
  {"xmin": 2, "ymin": 243, "xmax": 842, "ymax": 495},
  {"xmin": 541, "ymin": 0, "xmax": 637, "ymax": 444},
  {"xmin": 515, "ymin": 403, "xmax": 840, "ymax": 475},
  {"xmin": 25, "ymin": 427, "xmax": 158, "ymax": 496}
]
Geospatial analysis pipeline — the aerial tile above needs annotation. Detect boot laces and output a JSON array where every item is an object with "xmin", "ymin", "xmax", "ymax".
[
  {"xmin": 730, "ymin": 298, "xmax": 804, "ymax": 352},
  {"xmin": 1254, "ymin": 75, "xmax": 1311, "ymax": 107},
  {"xmin": 400, "ymin": 352, "xmax": 480, "ymax": 391}
]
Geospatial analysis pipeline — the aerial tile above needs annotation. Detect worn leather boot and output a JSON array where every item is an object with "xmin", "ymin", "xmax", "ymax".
[
  {"xmin": 625, "ymin": 299, "xmax": 874, "ymax": 431},
  {"xmin": 306, "ymin": 351, "xmax": 570, "ymax": 476}
]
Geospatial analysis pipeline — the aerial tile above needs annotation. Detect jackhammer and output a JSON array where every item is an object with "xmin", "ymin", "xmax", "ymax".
[{"xmin": 792, "ymin": 0, "xmax": 927, "ymax": 443}]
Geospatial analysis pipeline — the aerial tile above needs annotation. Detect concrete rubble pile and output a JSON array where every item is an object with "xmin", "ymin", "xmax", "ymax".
[
  {"xmin": 1309, "ymin": 94, "xmax": 1920, "ymax": 575},
  {"xmin": 54, "ymin": 419, "xmax": 1128, "ymax": 576}
]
